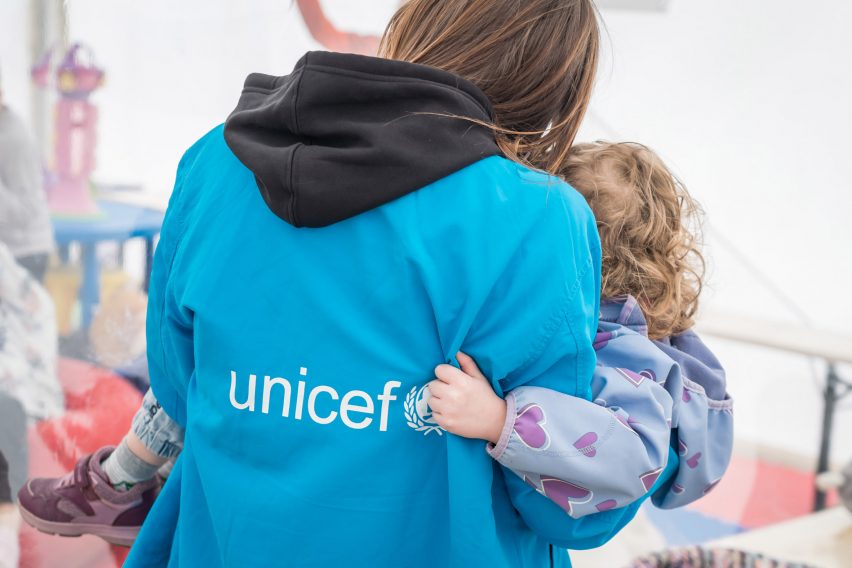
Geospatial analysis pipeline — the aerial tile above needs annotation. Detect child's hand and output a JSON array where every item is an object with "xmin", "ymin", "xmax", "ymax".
[{"xmin": 428, "ymin": 352, "xmax": 507, "ymax": 444}]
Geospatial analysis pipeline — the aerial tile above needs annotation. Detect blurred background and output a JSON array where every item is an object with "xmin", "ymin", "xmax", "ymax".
[{"xmin": 0, "ymin": 1, "xmax": 850, "ymax": 566}]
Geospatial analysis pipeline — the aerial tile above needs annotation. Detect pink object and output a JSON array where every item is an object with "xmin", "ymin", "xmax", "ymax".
[
  {"xmin": 19, "ymin": 358, "xmax": 140, "ymax": 568},
  {"xmin": 31, "ymin": 50, "xmax": 52, "ymax": 87},
  {"xmin": 296, "ymin": 0, "xmax": 383, "ymax": 55},
  {"xmin": 32, "ymin": 44, "xmax": 105, "ymax": 217}
]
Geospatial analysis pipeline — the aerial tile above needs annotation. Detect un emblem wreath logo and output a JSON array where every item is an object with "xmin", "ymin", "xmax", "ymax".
[{"xmin": 404, "ymin": 384, "xmax": 445, "ymax": 436}]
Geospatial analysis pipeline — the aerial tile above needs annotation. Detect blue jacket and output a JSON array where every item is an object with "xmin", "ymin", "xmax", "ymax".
[{"xmin": 128, "ymin": 52, "xmax": 661, "ymax": 568}]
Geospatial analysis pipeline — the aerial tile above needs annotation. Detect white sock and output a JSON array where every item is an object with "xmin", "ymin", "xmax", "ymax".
[{"xmin": 101, "ymin": 440, "xmax": 161, "ymax": 491}]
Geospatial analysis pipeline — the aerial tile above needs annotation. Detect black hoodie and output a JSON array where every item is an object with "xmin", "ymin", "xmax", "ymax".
[{"xmin": 224, "ymin": 51, "xmax": 501, "ymax": 228}]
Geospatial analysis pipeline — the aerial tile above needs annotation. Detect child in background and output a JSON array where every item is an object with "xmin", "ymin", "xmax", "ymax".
[
  {"xmin": 19, "ymin": 142, "xmax": 732, "ymax": 542},
  {"xmin": 0, "ymin": 243, "xmax": 62, "ymax": 422},
  {"xmin": 1, "ymin": 450, "xmax": 20, "ymax": 568},
  {"xmin": 431, "ymin": 142, "xmax": 733, "ymax": 516},
  {"xmin": 0, "ymin": 241, "xmax": 59, "ymax": 567},
  {"xmin": 0, "ymin": 69, "xmax": 53, "ymax": 282}
]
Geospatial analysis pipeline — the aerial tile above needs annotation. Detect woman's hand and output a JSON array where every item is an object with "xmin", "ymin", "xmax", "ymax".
[{"xmin": 428, "ymin": 352, "xmax": 507, "ymax": 444}]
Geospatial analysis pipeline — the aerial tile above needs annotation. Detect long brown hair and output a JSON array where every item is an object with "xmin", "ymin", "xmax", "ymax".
[
  {"xmin": 562, "ymin": 142, "xmax": 706, "ymax": 339},
  {"xmin": 379, "ymin": 0, "xmax": 600, "ymax": 175}
]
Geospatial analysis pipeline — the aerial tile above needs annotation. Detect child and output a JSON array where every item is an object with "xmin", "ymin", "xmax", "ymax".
[
  {"xmin": 0, "ymin": 243, "xmax": 63, "ymax": 422},
  {"xmin": 1, "ymin": 450, "xmax": 20, "ymax": 568},
  {"xmin": 0, "ymin": 70, "xmax": 54, "ymax": 282},
  {"xmin": 0, "ymin": 241, "xmax": 60, "ymax": 566},
  {"xmin": 19, "ymin": 142, "xmax": 731, "ymax": 543},
  {"xmin": 429, "ymin": 141, "xmax": 733, "ymax": 517}
]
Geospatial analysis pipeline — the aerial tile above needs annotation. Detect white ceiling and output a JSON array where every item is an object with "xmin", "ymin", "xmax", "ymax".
[{"xmin": 596, "ymin": 0, "xmax": 669, "ymax": 11}]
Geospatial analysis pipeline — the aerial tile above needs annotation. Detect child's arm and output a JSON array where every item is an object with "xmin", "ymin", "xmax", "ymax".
[
  {"xmin": 0, "ymin": 176, "xmax": 37, "ymax": 234},
  {"xmin": 430, "ymin": 355, "xmax": 675, "ymax": 549},
  {"xmin": 490, "ymin": 378, "xmax": 672, "ymax": 519},
  {"xmin": 651, "ymin": 330, "xmax": 734, "ymax": 508},
  {"xmin": 431, "ymin": 340, "xmax": 676, "ymax": 519},
  {"xmin": 500, "ymin": 445, "xmax": 679, "ymax": 550}
]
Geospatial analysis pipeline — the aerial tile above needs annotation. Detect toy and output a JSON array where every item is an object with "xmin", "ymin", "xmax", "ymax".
[{"xmin": 31, "ymin": 44, "xmax": 105, "ymax": 217}]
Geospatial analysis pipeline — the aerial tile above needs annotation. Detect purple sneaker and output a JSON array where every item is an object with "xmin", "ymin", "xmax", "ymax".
[{"xmin": 17, "ymin": 446, "xmax": 160, "ymax": 547}]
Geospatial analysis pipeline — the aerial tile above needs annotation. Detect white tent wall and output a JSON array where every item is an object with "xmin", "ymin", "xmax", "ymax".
[
  {"xmin": 577, "ymin": 0, "xmax": 852, "ymax": 468},
  {"xmin": 0, "ymin": 0, "xmax": 33, "ymax": 121},
  {"xmin": 2, "ymin": 1, "xmax": 850, "ymax": 468},
  {"xmin": 57, "ymin": 0, "xmax": 399, "ymax": 199}
]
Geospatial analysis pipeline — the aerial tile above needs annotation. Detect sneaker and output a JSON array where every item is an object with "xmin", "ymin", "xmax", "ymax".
[{"xmin": 17, "ymin": 446, "xmax": 160, "ymax": 547}]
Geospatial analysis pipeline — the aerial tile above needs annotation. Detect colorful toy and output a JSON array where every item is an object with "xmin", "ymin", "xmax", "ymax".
[{"xmin": 31, "ymin": 44, "xmax": 105, "ymax": 217}]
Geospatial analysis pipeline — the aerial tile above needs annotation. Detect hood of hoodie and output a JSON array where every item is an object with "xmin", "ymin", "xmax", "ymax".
[{"xmin": 223, "ymin": 51, "xmax": 501, "ymax": 228}]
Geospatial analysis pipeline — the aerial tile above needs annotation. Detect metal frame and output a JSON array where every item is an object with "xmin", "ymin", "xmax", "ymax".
[{"xmin": 814, "ymin": 363, "xmax": 852, "ymax": 511}]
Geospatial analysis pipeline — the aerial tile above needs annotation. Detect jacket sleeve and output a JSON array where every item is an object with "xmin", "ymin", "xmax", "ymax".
[
  {"xmin": 488, "ymin": 325, "xmax": 677, "ymax": 519},
  {"xmin": 145, "ymin": 133, "xmax": 214, "ymax": 427},
  {"xmin": 0, "ymin": 175, "xmax": 36, "ymax": 233},
  {"xmin": 488, "ymin": 383, "xmax": 671, "ymax": 519},
  {"xmin": 651, "ymin": 330, "xmax": 734, "ymax": 508},
  {"xmin": 502, "ymin": 446, "xmax": 679, "ymax": 550},
  {"xmin": 450, "ymin": 174, "xmax": 672, "ymax": 548},
  {"xmin": 477, "ymin": 322, "xmax": 677, "ymax": 550},
  {"xmin": 473, "ymin": 316, "xmax": 679, "ymax": 547}
]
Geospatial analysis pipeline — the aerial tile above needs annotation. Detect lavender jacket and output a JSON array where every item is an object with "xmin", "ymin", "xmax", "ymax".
[{"xmin": 488, "ymin": 296, "xmax": 734, "ymax": 517}]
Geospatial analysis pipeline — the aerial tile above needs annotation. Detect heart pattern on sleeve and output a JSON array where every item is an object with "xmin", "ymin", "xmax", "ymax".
[{"xmin": 514, "ymin": 404, "xmax": 549, "ymax": 450}]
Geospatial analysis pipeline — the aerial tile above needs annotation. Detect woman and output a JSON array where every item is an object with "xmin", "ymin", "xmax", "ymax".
[{"xmin": 123, "ymin": 1, "xmax": 650, "ymax": 566}]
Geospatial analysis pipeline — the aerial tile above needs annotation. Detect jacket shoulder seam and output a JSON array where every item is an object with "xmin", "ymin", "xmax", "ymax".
[{"xmin": 520, "ymin": 255, "xmax": 596, "ymax": 372}]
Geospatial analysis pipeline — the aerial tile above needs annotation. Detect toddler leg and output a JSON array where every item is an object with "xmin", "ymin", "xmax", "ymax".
[
  {"xmin": 101, "ymin": 388, "xmax": 184, "ymax": 490},
  {"xmin": 17, "ymin": 388, "xmax": 184, "ymax": 546}
]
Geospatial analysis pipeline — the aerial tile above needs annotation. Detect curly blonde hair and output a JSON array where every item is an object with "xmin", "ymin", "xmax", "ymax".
[{"xmin": 561, "ymin": 142, "xmax": 705, "ymax": 339}]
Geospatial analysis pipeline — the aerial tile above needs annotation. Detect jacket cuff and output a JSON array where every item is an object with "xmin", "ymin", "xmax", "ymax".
[{"xmin": 486, "ymin": 391, "xmax": 516, "ymax": 461}]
